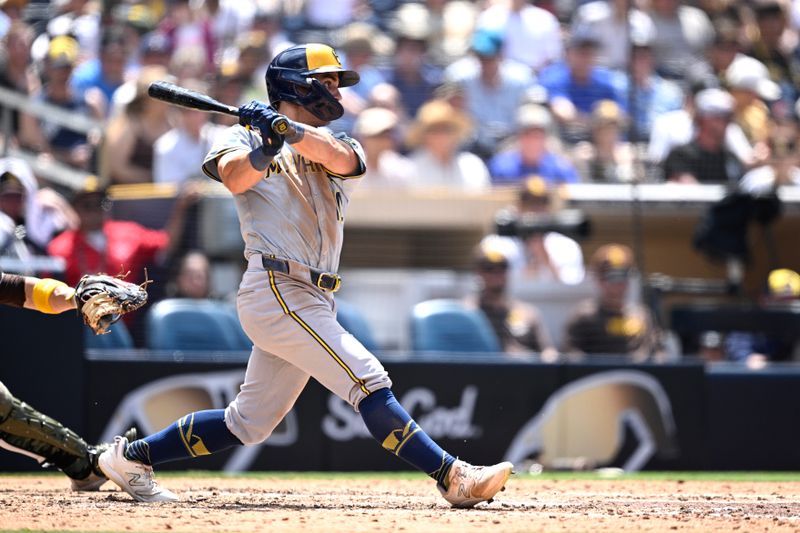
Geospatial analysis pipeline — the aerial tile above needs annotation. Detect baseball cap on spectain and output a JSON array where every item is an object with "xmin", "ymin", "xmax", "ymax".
[{"xmin": 265, "ymin": 43, "xmax": 359, "ymax": 122}]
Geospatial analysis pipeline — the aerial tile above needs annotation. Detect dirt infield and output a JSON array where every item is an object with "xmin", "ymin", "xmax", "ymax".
[{"xmin": 1, "ymin": 474, "xmax": 799, "ymax": 533}]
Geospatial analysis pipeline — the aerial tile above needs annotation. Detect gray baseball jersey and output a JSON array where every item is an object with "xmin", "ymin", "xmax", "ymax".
[
  {"xmin": 202, "ymin": 124, "xmax": 391, "ymax": 445},
  {"xmin": 202, "ymin": 124, "xmax": 366, "ymax": 272}
]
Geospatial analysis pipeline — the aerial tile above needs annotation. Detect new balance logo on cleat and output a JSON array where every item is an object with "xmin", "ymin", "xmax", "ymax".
[
  {"xmin": 98, "ymin": 436, "xmax": 178, "ymax": 503},
  {"xmin": 128, "ymin": 473, "xmax": 146, "ymax": 487}
]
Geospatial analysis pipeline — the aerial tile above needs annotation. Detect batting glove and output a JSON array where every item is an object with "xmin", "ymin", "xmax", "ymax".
[{"xmin": 239, "ymin": 100, "xmax": 285, "ymax": 157}]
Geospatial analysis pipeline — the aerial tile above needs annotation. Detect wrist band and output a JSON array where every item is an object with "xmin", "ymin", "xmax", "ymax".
[
  {"xmin": 32, "ymin": 278, "xmax": 70, "ymax": 314},
  {"xmin": 248, "ymin": 148, "xmax": 272, "ymax": 171}
]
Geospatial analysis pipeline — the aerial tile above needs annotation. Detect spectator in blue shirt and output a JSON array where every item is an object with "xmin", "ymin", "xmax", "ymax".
[
  {"xmin": 70, "ymin": 26, "xmax": 128, "ymax": 118},
  {"xmin": 539, "ymin": 32, "xmax": 622, "ymax": 144},
  {"xmin": 489, "ymin": 104, "xmax": 580, "ymax": 185}
]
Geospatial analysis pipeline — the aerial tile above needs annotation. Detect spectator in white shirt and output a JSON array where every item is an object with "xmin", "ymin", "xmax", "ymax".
[
  {"xmin": 570, "ymin": 0, "xmax": 656, "ymax": 71},
  {"xmin": 476, "ymin": 0, "xmax": 562, "ymax": 72},
  {"xmin": 154, "ymin": 80, "xmax": 223, "ymax": 184}
]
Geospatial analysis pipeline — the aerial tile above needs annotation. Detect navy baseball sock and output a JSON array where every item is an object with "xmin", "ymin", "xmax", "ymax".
[
  {"xmin": 359, "ymin": 388, "xmax": 456, "ymax": 489},
  {"xmin": 124, "ymin": 409, "xmax": 242, "ymax": 465}
]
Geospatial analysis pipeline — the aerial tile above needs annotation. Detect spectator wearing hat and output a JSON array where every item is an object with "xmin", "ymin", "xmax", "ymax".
[
  {"xmin": 0, "ymin": 158, "xmax": 76, "ymax": 250},
  {"xmin": 383, "ymin": 5, "xmax": 443, "ymax": 116},
  {"xmin": 102, "ymin": 66, "xmax": 172, "ymax": 184},
  {"xmin": 352, "ymin": 107, "xmax": 413, "ymax": 189},
  {"xmin": 539, "ymin": 31, "xmax": 623, "ymax": 144},
  {"xmin": 444, "ymin": 28, "xmax": 534, "ymax": 158},
  {"xmin": 488, "ymin": 104, "xmax": 580, "ymax": 185},
  {"xmin": 0, "ymin": 171, "xmax": 43, "ymax": 271},
  {"xmin": 19, "ymin": 35, "xmax": 97, "ymax": 171},
  {"xmin": 662, "ymin": 88, "xmax": 746, "ymax": 184},
  {"xmin": 746, "ymin": 0, "xmax": 800, "ymax": 105},
  {"xmin": 70, "ymin": 26, "xmax": 129, "ymax": 118},
  {"xmin": 564, "ymin": 244, "xmax": 658, "ymax": 359},
  {"xmin": 405, "ymin": 99, "xmax": 489, "ymax": 190},
  {"xmin": 647, "ymin": 82, "xmax": 757, "ymax": 169},
  {"xmin": 609, "ymin": 35, "xmax": 683, "ymax": 143},
  {"xmin": 481, "ymin": 176, "xmax": 585, "ymax": 286},
  {"xmin": 47, "ymin": 179, "xmax": 199, "ymax": 288},
  {"xmin": 0, "ymin": 163, "xmax": 68, "ymax": 270},
  {"xmin": 646, "ymin": 0, "xmax": 714, "ymax": 79},
  {"xmin": 725, "ymin": 55, "xmax": 781, "ymax": 147},
  {"xmin": 137, "ymin": 31, "xmax": 171, "ymax": 69},
  {"xmin": 464, "ymin": 242, "xmax": 557, "ymax": 360},
  {"xmin": 475, "ymin": 0, "xmax": 562, "ymax": 72},
  {"xmin": 722, "ymin": 268, "xmax": 800, "ymax": 364},
  {"xmin": 570, "ymin": 0, "xmax": 655, "ymax": 71},
  {"xmin": 154, "ymin": 79, "xmax": 224, "ymax": 184},
  {"xmin": 572, "ymin": 100, "xmax": 642, "ymax": 182}
]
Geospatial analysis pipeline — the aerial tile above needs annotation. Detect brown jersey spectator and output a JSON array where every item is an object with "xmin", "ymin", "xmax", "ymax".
[
  {"xmin": 564, "ymin": 244, "xmax": 658, "ymax": 360},
  {"xmin": 465, "ymin": 243, "xmax": 557, "ymax": 360}
]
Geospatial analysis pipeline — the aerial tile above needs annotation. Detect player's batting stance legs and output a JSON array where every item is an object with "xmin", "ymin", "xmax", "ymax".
[{"xmin": 99, "ymin": 42, "xmax": 512, "ymax": 506}]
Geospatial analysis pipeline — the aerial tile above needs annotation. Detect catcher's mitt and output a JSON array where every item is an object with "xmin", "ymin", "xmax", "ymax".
[{"xmin": 75, "ymin": 273, "xmax": 149, "ymax": 335}]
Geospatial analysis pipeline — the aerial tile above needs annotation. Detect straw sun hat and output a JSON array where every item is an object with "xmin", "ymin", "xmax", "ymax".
[{"xmin": 405, "ymin": 100, "xmax": 473, "ymax": 147}]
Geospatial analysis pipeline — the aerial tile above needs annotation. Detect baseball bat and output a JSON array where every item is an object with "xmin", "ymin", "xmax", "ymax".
[{"xmin": 147, "ymin": 80, "xmax": 293, "ymax": 136}]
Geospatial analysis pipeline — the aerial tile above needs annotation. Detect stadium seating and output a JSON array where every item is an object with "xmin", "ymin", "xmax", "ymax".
[
  {"xmin": 410, "ymin": 299, "xmax": 502, "ymax": 353},
  {"xmin": 146, "ymin": 298, "xmax": 251, "ymax": 351},
  {"xmin": 335, "ymin": 299, "xmax": 378, "ymax": 351},
  {"xmin": 84, "ymin": 321, "xmax": 134, "ymax": 350}
]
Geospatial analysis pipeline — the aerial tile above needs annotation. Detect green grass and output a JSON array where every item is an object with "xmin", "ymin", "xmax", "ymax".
[{"xmin": 2, "ymin": 470, "xmax": 799, "ymax": 482}]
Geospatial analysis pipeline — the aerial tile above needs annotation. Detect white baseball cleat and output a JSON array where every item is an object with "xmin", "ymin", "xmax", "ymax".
[
  {"xmin": 438, "ymin": 459, "xmax": 514, "ymax": 508},
  {"xmin": 98, "ymin": 436, "xmax": 178, "ymax": 502}
]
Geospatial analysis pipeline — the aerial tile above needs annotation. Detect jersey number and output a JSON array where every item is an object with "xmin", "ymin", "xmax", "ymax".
[{"xmin": 335, "ymin": 191, "xmax": 344, "ymax": 222}]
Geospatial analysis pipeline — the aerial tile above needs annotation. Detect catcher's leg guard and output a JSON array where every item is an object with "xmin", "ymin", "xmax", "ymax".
[{"xmin": 0, "ymin": 381, "xmax": 94, "ymax": 480}]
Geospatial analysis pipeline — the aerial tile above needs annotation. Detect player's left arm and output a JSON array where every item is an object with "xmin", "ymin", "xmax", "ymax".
[
  {"xmin": 0, "ymin": 272, "xmax": 76, "ymax": 313},
  {"xmin": 285, "ymin": 123, "xmax": 364, "ymax": 177}
]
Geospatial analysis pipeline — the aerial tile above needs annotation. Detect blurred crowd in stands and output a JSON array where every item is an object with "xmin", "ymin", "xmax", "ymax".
[{"xmin": 1, "ymin": 0, "xmax": 800, "ymax": 362}]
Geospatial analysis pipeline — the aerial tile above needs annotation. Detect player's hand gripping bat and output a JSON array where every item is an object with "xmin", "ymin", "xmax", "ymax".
[{"xmin": 147, "ymin": 80, "xmax": 295, "ymax": 136}]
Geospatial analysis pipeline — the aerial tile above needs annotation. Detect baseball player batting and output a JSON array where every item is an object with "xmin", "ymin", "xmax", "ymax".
[
  {"xmin": 0, "ymin": 271, "xmax": 142, "ymax": 490},
  {"xmin": 98, "ymin": 43, "xmax": 513, "ymax": 507}
]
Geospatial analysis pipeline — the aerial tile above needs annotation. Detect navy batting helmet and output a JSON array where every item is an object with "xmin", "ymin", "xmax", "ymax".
[{"xmin": 265, "ymin": 43, "xmax": 359, "ymax": 122}]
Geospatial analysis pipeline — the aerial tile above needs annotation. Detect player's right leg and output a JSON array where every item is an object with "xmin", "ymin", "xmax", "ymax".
[
  {"xmin": 244, "ymin": 273, "xmax": 512, "ymax": 507},
  {"xmin": 98, "ymin": 346, "xmax": 309, "ymax": 502}
]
